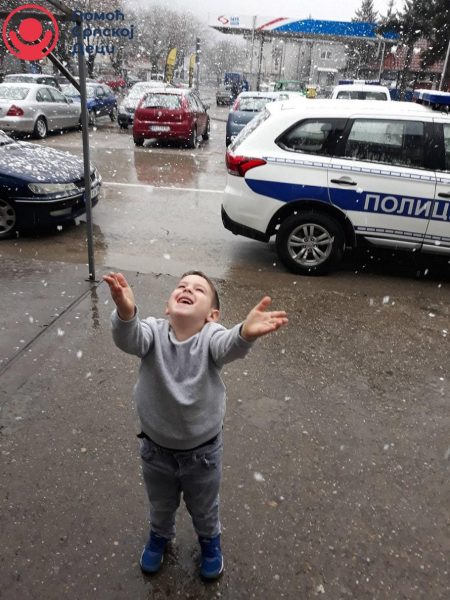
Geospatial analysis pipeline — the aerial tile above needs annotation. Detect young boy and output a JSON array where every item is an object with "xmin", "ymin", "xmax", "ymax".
[{"xmin": 103, "ymin": 270, "xmax": 288, "ymax": 579}]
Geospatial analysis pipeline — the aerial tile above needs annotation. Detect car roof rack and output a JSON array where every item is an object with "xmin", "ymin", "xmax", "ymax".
[{"xmin": 412, "ymin": 89, "xmax": 450, "ymax": 111}]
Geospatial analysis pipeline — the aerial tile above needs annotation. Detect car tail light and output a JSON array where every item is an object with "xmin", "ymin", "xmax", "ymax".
[
  {"xmin": 6, "ymin": 105, "xmax": 24, "ymax": 116},
  {"xmin": 226, "ymin": 152, "xmax": 267, "ymax": 177},
  {"xmin": 231, "ymin": 98, "xmax": 240, "ymax": 111}
]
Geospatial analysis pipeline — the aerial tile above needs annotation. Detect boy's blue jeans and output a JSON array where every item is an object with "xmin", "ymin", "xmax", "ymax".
[{"xmin": 139, "ymin": 431, "xmax": 223, "ymax": 540}]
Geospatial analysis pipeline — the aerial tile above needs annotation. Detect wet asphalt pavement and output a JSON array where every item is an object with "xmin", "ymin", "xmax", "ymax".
[{"xmin": 0, "ymin": 99, "xmax": 449, "ymax": 599}]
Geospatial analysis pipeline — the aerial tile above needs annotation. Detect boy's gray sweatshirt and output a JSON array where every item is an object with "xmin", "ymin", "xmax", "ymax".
[{"xmin": 111, "ymin": 309, "xmax": 254, "ymax": 450}]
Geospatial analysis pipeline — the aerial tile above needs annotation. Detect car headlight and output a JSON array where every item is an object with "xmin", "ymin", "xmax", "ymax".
[{"xmin": 28, "ymin": 182, "xmax": 79, "ymax": 194}]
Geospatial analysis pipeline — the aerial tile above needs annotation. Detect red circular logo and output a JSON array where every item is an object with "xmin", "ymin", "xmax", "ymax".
[{"xmin": 2, "ymin": 3, "xmax": 59, "ymax": 61}]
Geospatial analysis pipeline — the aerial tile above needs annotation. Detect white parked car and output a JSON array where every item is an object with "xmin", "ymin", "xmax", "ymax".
[
  {"xmin": 331, "ymin": 83, "xmax": 391, "ymax": 101},
  {"xmin": 222, "ymin": 98, "xmax": 450, "ymax": 274}
]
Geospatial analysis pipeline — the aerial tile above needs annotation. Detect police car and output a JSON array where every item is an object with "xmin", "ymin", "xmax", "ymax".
[
  {"xmin": 221, "ymin": 96, "xmax": 450, "ymax": 274},
  {"xmin": 331, "ymin": 83, "xmax": 391, "ymax": 101}
]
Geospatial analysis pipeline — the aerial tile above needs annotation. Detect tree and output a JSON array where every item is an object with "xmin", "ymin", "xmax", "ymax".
[
  {"xmin": 420, "ymin": 0, "xmax": 450, "ymax": 88},
  {"xmin": 200, "ymin": 39, "xmax": 247, "ymax": 85},
  {"xmin": 378, "ymin": 0, "xmax": 434, "ymax": 97},
  {"xmin": 126, "ymin": 4, "xmax": 204, "ymax": 79},
  {"xmin": 345, "ymin": 0, "xmax": 379, "ymax": 79}
]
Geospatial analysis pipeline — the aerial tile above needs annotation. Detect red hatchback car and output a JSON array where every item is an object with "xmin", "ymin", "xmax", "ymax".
[{"xmin": 133, "ymin": 89, "xmax": 210, "ymax": 147}]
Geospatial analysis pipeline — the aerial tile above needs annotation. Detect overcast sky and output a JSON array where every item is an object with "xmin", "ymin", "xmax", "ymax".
[{"xmin": 136, "ymin": 0, "xmax": 400, "ymax": 23}]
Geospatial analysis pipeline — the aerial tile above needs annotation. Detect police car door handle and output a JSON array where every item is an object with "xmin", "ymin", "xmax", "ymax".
[
  {"xmin": 438, "ymin": 192, "xmax": 450, "ymax": 199},
  {"xmin": 330, "ymin": 177, "xmax": 357, "ymax": 186}
]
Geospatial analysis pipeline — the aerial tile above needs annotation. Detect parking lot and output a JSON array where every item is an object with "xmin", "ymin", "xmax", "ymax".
[{"xmin": 1, "ymin": 97, "xmax": 450, "ymax": 599}]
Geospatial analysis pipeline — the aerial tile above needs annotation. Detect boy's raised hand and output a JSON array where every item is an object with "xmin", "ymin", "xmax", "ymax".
[
  {"xmin": 102, "ymin": 272, "xmax": 136, "ymax": 321},
  {"xmin": 240, "ymin": 296, "xmax": 288, "ymax": 342}
]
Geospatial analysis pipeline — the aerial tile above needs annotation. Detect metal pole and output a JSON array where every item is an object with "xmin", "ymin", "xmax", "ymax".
[
  {"xmin": 195, "ymin": 37, "xmax": 200, "ymax": 91},
  {"xmin": 377, "ymin": 41, "xmax": 386, "ymax": 82},
  {"xmin": 278, "ymin": 40, "xmax": 284, "ymax": 79},
  {"xmin": 439, "ymin": 39, "xmax": 450, "ymax": 91},
  {"xmin": 256, "ymin": 35, "xmax": 264, "ymax": 91},
  {"xmin": 249, "ymin": 15, "xmax": 256, "ymax": 76},
  {"xmin": 76, "ymin": 19, "xmax": 96, "ymax": 281}
]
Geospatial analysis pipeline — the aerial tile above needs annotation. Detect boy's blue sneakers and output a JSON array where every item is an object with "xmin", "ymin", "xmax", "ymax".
[
  {"xmin": 140, "ymin": 531, "xmax": 169, "ymax": 574},
  {"xmin": 199, "ymin": 534, "xmax": 224, "ymax": 579}
]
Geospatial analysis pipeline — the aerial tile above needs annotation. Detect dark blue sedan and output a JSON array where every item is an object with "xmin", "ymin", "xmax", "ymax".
[
  {"xmin": 0, "ymin": 131, "xmax": 101, "ymax": 238},
  {"xmin": 60, "ymin": 83, "xmax": 117, "ymax": 126}
]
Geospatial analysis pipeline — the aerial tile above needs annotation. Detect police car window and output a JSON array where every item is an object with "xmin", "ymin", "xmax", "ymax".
[
  {"xmin": 229, "ymin": 109, "xmax": 270, "ymax": 151},
  {"xmin": 443, "ymin": 124, "xmax": 450, "ymax": 171},
  {"xmin": 364, "ymin": 91, "xmax": 388, "ymax": 100},
  {"xmin": 277, "ymin": 119, "xmax": 346, "ymax": 155},
  {"xmin": 344, "ymin": 119, "xmax": 425, "ymax": 169},
  {"xmin": 336, "ymin": 91, "xmax": 357, "ymax": 99},
  {"xmin": 336, "ymin": 90, "xmax": 387, "ymax": 100}
]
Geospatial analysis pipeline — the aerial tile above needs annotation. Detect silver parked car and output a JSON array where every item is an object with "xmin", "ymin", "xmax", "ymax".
[{"xmin": 0, "ymin": 83, "xmax": 81, "ymax": 139}]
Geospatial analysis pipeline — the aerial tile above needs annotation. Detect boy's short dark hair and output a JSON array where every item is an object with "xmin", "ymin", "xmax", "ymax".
[{"xmin": 181, "ymin": 270, "xmax": 220, "ymax": 310}]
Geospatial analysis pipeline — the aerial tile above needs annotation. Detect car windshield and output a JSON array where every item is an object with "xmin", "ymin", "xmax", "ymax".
[
  {"xmin": 86, "ymin": 86, "xmax": 97, "ymax": 98},
  {"xmin": 236, "ymin": 97, "xmax": 273, "ymax": 112},
  {"xmin": 0, "ymin": 86, "xmax": 30, "ymax": 100},
  {"xmin": 129, "ymin": 85, "xmax": 155, "ymax": 98},
  {"xmin": 61, "ymin": 84, "xmax": 79, "ymax": 97},
  {"xmin": 4, "ymin": 75, "xmax": 35, "ymax": 83},
  {"xmin": 281, "ymin": 82, "xmax": 302, "ymax": 91},
  {"xmin": 61, "ymin": 84, "xmax": 95, "ymax": 98},
  {"xmin": 141, "ymin": 93, "xmax": 181, "ymax": 109}
]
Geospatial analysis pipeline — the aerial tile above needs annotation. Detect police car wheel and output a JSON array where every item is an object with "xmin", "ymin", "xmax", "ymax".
[{"xmin": 276, "ymin": 211, "xmax": 345, "ymax": 275}]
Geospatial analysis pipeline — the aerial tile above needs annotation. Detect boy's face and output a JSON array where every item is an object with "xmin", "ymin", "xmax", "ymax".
[{"xmin": 165, "ymin": 274, "xmax": 219, "ymax": 325}]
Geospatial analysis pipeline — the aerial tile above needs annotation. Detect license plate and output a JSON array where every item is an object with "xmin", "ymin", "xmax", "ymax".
[
  {"xmin": 91, "ymin": 186, "xmax": 100, "ymax": 198},
  {"xmin": 150, "ymin": 125, "xmax": 170, "ymax": 132}
]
